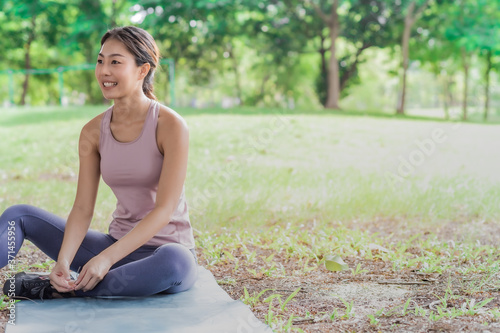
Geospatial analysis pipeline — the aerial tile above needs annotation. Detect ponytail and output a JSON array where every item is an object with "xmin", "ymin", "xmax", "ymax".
[{"xmin": 143, "ymin": 71, "xmax": 156, "ymax": 100}]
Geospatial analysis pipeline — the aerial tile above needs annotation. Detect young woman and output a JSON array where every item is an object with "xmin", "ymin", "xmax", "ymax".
[{"xmin": 0, "ymin": 26, "xmax": 198, "ymax": 299}]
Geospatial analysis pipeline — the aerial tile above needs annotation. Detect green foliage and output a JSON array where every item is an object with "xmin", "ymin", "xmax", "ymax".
[
  {"xmin": 0, "ymin": 0, "xmax": 499, "ymax": 110},
  {"xmin": 0, "ymin": 295, "xmax": 20, "ymax": 311}
]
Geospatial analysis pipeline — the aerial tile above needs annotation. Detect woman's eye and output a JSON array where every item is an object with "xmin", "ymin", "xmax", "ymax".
[
  {"xmin": 111, "ymin": 60, "xmax": 120, "ymax": 64},
  {"xmin": 97, "ymin": 59, "xmax": 103, "ymax": 64}
]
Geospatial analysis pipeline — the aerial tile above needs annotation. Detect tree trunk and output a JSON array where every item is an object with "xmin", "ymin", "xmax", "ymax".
[
  {"xmin": 396, "ymin": 1, "xmax": 415, "ymax": 115},
  {"xmin": 484, "ymin": 49, "xmax": 492, "ymax": 121},
  {"xmin": 442, "ymin": 72, "xmax": 450, "ymax": 120},
  {"xmin": 396, "ymin": 0, "xmax": 429, "ymax": 115},
  {"xmin": 319, "ymin": 35, "xmax": 327, "ymax": 79},
  {"xmin": 461, "ymin": 47, "xmax": 469, "ymax": 121},
  {"xmin": 325, "ymin": 0, "xmax": 340, "ymax": 109},
  {"xmin": 228, "ymin": 43, "xmax": 243, "ymax": 106},
  {"xmin": 318, "ymin": 33, "xmax": 328, "ymax": 107},
  {"xmin": 83, "ymin": 44, "xmax": 97, "ymax": 104},
  {"xmin": 20, "ymin": 15, "xmax": 37, "ymax": 106},
  {"xmin": 340, "ymin": 44, "xmax": 370, "ymax": 92},
  {"xmin": 255, "ymin": 74, "xmax": 270, "ymax": 106}
]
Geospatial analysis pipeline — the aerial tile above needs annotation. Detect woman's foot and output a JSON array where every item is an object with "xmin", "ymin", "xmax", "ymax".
[{"xmin": 2, "ymin": 272, "xmax": 71, "ymax": 300}]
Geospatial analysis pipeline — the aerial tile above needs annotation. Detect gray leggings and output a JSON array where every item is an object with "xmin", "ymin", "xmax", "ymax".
[{"xmin": 0, "ymin": 204, "xmax": 198, "ymax": 297}]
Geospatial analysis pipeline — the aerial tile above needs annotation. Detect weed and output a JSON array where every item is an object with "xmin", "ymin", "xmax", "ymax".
[
  {"xmin": 334, "ymin": 296, "xmax": 355, "ymax": 319},
  {"xmin": 350, "ymin": 263, "xmax": 368, "ymax": 276},
  {"xmin": 367, "ymin": 314, "xmax": 379, "ymax": 326},
  {"xmin": 240, "ymin": 287, "xmax": 273, "ymax": 308}
]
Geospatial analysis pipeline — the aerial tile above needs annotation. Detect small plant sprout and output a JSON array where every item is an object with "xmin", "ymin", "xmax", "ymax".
[
  {"xmin": 351, "ymin": 263, "xmax": 368, "ymax": 276},
  {"xmin": 367, "ymin": 314, "xmax": 379, "ymax": 325}
]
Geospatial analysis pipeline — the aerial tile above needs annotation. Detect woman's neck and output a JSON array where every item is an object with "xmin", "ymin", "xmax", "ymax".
[{"xmin": 112, "ymin": 93, "xmax": 151, "ymax": 122}]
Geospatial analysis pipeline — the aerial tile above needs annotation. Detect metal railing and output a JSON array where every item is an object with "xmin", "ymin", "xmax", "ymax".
[{"xmin": 0, "ymin": 58, "xmax": 175, "ymax": 106}]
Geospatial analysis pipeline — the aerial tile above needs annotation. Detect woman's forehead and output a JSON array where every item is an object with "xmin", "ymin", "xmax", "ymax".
[{"xmin": 99, "ymin": 39, "xmax": 132, "ymax": 57}]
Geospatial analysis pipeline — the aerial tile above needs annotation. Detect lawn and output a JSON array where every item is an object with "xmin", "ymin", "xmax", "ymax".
[{"xmin": 0, "ymin": 105, "xmax": 499, "ymax": 332}]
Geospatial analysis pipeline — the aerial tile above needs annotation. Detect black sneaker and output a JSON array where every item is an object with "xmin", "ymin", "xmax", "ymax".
[{"xmin": 3, "ymin": 272, "xmax": 56, "ymax": 300}]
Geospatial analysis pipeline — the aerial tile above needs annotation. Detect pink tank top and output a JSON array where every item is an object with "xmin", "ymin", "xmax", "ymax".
[{"xmin": 99, "ymin": 100, "xmax": 195, "ymax": 248}]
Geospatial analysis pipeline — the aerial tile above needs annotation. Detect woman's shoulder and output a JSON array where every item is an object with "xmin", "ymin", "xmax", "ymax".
[
  {"xmin": 157, "ymin": 103, "xmax": 188, "ymax": 132},
  {"xmin": 79, "ymin": 110, "xmax": 108, "ymax": 146}
]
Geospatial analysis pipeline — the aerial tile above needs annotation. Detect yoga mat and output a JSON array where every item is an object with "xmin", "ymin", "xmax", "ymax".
[{"xmin": 6, "ymin": 266, "xmax": 272, "ymax": 333}]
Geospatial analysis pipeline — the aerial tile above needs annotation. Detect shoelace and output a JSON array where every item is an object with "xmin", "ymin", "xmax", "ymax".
[{"xmin": 26, "ymin": 281, "xmax": 52, "ymax": 301}]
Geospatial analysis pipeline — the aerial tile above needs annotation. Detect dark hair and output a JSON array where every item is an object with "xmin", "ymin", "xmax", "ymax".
[{"xmin": 101, "ymin": 26, "xmax": 160, "ymax": 100}]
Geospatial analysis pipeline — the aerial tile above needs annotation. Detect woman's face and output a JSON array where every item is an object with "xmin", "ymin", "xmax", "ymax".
[{"xmin": 95, "ymin": 38, "xmax": 147, "ymax": 100}]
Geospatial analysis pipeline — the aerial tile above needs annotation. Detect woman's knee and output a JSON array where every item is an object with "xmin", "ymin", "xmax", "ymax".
[
  {"xmin": 0, "ymin": 204, "xmax": 35, "ymax": 222},
  {"xmin": 154, "ymin": 244, "xmax": 197, "ymax": 276},
  {"xmin": 154, "ymin": 244, "xmax": 198, "ymax": 293},
  {"xmin": 155, "ymin": 244, "xmax": 194, "ymax": 263}
]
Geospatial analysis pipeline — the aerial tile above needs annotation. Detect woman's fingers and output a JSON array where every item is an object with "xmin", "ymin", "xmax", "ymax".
[
  {"xmin": 83, "ymin": 277, "xmax": 100, "ymax": 292},
  {"xmin": 50, "ymin": 275, "xmax": 73, "ymax": 293},
  {"xmin": 74, "ymin": 269, "xmax": 84, "ymax": 286},
  {"xmin": 74, "ymin": 255, "xmax": 111, "ymax": 292},
  {"xmin": 74, "ymin": 269, "xmax": 89, "ymax": 291},
  {"xmin": 53, "ymin": 282, "xmax": 73, "ymax": 293},
  {"xmin": 49, "ymin": 263, "xmax": 74, "ymax": 293},
  {"xmin": 75, "ymin": 268, "xmax": 103, "ymax": 292}
]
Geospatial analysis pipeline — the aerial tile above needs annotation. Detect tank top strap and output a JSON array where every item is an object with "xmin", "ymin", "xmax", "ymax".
[
  {"xmin": 99, "ymin": 104, "xmax": 114, "ymax": 151},
  {"xmin": 142, "ymin": 100, "xmax": 160, "ymax": 147}
]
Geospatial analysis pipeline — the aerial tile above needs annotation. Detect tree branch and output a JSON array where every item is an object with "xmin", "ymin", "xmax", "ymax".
[
  {"xmin": 304, "ymin": 0, "xmax": 331, "ymax": 25},
  {"xmin": 407, "ymin": 0, "xmax": 429, "ymax": 28},
  {"xmin": 414, "ymin": 0, "xmax": 430, "ymax": 19}
]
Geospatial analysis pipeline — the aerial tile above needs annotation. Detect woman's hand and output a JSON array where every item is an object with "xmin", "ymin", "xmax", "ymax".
[
  {"xmin": 74, "ymin": 254, "xmax": 113, "ymax": 292},
  {"xmin": 49, "ymin": 261, "xmax": 75, "ymax": 293}
]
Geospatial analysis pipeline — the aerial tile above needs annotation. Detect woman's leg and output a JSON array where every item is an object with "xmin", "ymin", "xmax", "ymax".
[
  {"xmin": 1, "ymin": 204, "xmax": 198, "ymax": 297},
  {"xmin": 0, "ymin": 204, "xmax": 115, "ymax": 271},
  {"xmin": 76, "ymin": 243, "xmax": 198, "ymax": 297}
]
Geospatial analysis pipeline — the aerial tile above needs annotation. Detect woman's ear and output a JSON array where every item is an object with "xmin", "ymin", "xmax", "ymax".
[{"xmin": 139, "ymin": 63, "xmax": 151, "ymax": 79}]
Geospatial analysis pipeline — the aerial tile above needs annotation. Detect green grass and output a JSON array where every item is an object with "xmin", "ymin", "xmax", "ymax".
[
  {"xmin": 1, "ymin": 105, "xmax": 499, "ymax": 231},
  {"xmin": 1, "ymin": 105, "xmax": 500, "ymax": 331}
]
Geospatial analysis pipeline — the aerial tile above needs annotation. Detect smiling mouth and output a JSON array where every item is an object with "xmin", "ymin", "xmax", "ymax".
[{"xmin": 103, "ymin": 82, "xmax": 117, "ymax": 87}]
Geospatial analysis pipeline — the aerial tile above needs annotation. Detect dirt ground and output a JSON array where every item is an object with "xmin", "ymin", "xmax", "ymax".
[
  {"xmin": 0, "ymin": 218, "xmax": 499, "ymax": 333},
  {"xmin": 206, "ymin": 218, "xmax": 500, "ymax": 332}
]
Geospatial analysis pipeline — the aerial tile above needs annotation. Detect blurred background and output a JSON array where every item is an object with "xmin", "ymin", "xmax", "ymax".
[{"xmin": 0, "ymin": 0, "xmax": 499, "ymax": 121}]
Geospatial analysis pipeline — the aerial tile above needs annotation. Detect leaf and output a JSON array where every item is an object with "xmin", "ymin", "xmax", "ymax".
[
  {"xmin": 281, "ymin": 287, "xmax": 301, "ymax": 311},
  {"xmin": 325, "ymin": 254, "xmax": 349, "ymax": 272}
]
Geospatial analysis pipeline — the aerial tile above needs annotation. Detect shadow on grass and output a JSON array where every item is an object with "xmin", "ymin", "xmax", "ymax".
[{"xmin": 1, "ymin": 105, "xmax": 499, "ymax": 126}]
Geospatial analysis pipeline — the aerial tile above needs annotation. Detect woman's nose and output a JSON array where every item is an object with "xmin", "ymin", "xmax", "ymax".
[{"xmin": 98, "ymin": 62, "xmax": 111, "ymax": 76}]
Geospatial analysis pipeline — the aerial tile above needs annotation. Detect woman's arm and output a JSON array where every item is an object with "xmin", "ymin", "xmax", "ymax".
[
  {"xmin": 74, "ymin": 109, "xmax": 189, "ymax": 292},
  {"xmin": 49, "ymin": 119, "xmax": 101, "ymax": 292}
]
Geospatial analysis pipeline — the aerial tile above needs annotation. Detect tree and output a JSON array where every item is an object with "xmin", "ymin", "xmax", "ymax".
[
  {"xmin": 394, "ymin": 0, "xmax": 430, "ymax": 115},
  {"xmin": 474, "ymin": 1, "xmax": 500, "ymax": 121},
  {"xmin": 304, "ymin": 0, "xmax": 341, "ymax": 109},
  {"xmin": 444, "ymin": 0, "xmax": 499, "ymax": 120},
  {"xmin": 2, "ymin": 0, "xmax": 69, "ymax": 105},
  {"xmin": 63, "ymin": 0, "xmax": 115, "ymax": 104},
  {"xmin": 411, "ymin": 1, "xmax": 461, "ymax": 119},
  {"xmin": 140, "ymin": 1, "xmax": 235, "ymax": 100},
  {"xmin": 240, "ymin": 1, "xmax": 318, "ymax": 106},
  {"xmin": 339, "ymin": 0, "xmax": 394, "ymax": 96},
  {"xmin": 280, "ymin": 0, "xmax": 396, "ymax": 107},
  {"xmin": 140, "ymin": 0, "xmax": 311, "ymax": 107}
]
